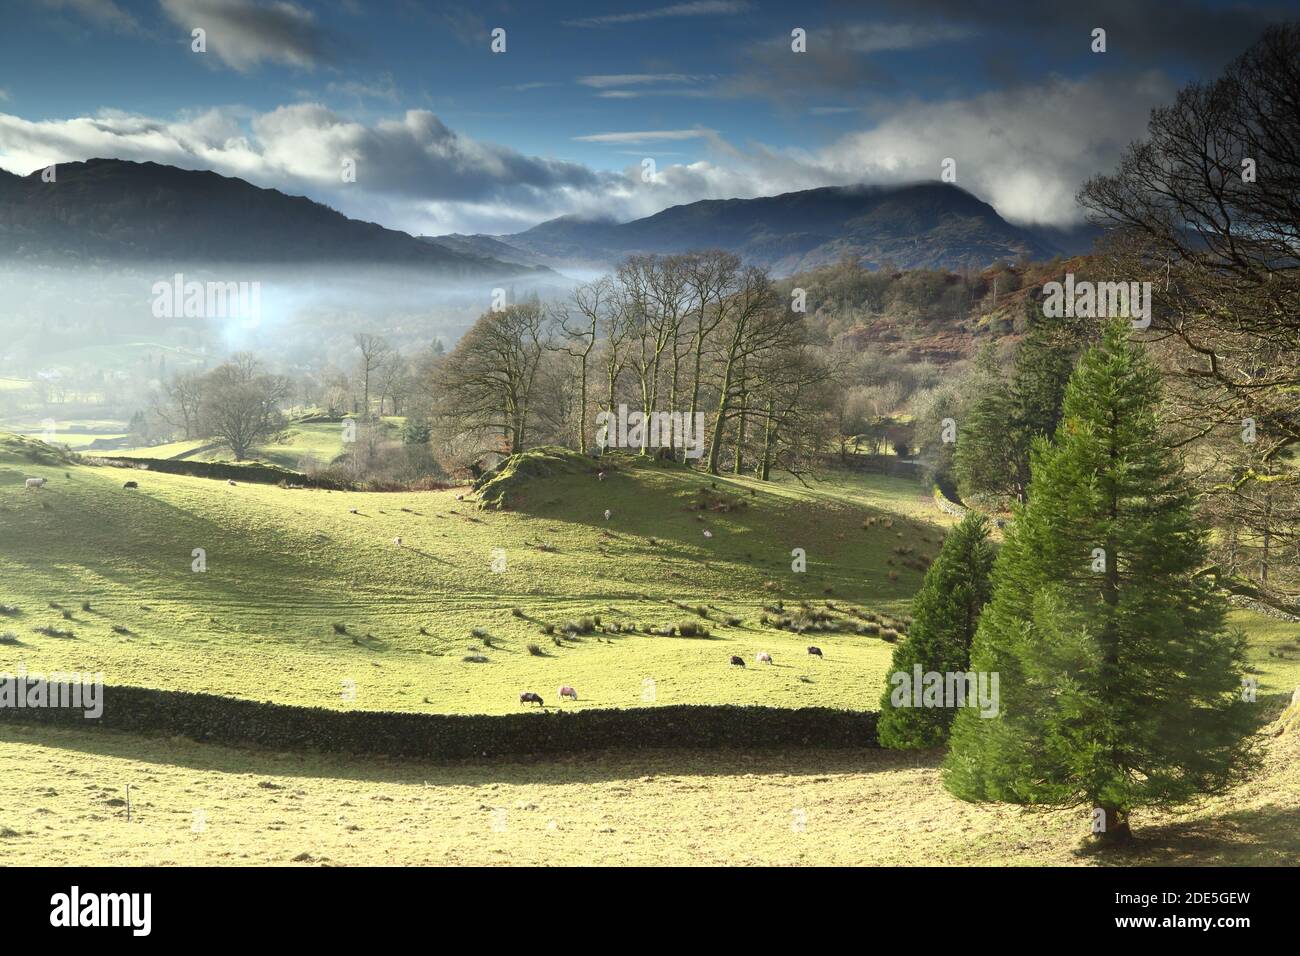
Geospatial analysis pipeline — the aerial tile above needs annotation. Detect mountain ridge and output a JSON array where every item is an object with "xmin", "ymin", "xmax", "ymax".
[
  {"xmin": 431, "ymin": 182, "xmax": 1095, "ymax": 275},
  {"xmin": 0, "ymin": 158, "xmax": 550, "ymax": 279}
]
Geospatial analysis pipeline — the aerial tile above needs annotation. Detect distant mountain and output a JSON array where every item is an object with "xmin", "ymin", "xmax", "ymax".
[
  {"xmin": 0, "ymin": 159, "xmax": 549, "ymax": 278},
  {"xmin": 418, "ymin": 232, "xmax": 554, "ymax": 268},
  {"xmin": 442, "ymin": 183, "xmax": 1076, "ymax": 275}
]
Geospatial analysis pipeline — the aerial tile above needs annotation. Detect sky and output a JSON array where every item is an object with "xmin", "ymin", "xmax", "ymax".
[{"xmin": 0, "ymin": 0, "xmax": 1296, "ymax": 236}]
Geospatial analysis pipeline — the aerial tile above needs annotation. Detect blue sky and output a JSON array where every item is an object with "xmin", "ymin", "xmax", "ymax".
[{"xmin": 1, "ymin": 0, "xmax": 1295, "ymax": 234}]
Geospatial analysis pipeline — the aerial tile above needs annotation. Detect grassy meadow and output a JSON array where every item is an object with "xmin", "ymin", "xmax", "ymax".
[
  {"xmin": 1, "ymin": 435, "xmax": 938, "ymax": 714},
  {"xmin": 2, "ymin": 431, "xmax": 1298, "ymax": 866},
  {"xmin": 1, "ymin": 714, "xmax": 1295, "ymax": 866}
]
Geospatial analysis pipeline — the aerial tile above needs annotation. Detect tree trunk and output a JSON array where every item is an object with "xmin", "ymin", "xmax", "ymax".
[{"xmin": 1093, "ymin": 805, "xmax": 1132, "ymax": 845}]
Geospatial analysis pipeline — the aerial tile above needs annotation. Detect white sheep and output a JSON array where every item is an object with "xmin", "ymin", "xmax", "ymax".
[
  {"xmin": 756, "ymin": 651, "xmax": 773, "ymax": 664},
  {"xmin": 603, "ymin": 509, "xmax": 611, "ymax": 521},
  {"xmin": 24, "ymin": 477, "xmax": 47, "ymax": 491},
  {"xmin": 393, "ymin": 536, "xmax": 403, "ymax": 548},
  {"xmin": 702, "ymin": 529, "xmax": 713, "ymax": 539}
]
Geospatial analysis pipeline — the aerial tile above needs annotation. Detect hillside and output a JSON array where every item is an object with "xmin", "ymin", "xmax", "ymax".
[
  {"xmin": 464, "ymin": 183, "xmax": 1071, "ymax": 275},
  {"xmin": 0, "ymin": 159, "xmax": 549, "ymax": 278},
  {"xmin": 0, "ymin": 441, "xmax": 945, "ymax": 714},
  {"xmin": 4, "ymin": 439, "xmax": 1295, "ymax": 716}
]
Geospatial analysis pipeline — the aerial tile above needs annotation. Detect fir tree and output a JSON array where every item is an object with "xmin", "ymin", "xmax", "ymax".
[
  {"xmin": 953, "ymin": 346, "xmax": 1018, "ymax": 503},
  {"xmin": 944, "ymin": 321, "xmax": 1256, "ymax": 844},
  {"xmin": 1006, "ymin": 314, "xmax": 1079, "ymax": 499},
  {"xmin": 878, "ymin": 511, "xmax": 996, "ymax": 748}
]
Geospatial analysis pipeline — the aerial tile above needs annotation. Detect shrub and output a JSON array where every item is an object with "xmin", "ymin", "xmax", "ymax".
[
  {"xmin": 61, "ymin": 610, "xmax": 73, "ymax": 620},
  {"xmin": 332, "ymin": 622, "xmax": 348, "ymax": 635},
  {"xmin": 34, "ymin": 624, "xmax": 74, "ymax": 638},
  {"xmin": 463, "ymin": 654, "xmax": 489, "ymax": 663},
  {"xmin": 880, "ymin": 628, "xmax": 899, "ymax": 642},
  {"xmin": 0, "ymin": 631, "xmax": 18, "ymax": 645},
  {"xmin": 677, "ymin": 620, "xmax": 710, "ymax": 637},
  {"xmin": 111, "ymin": 625, "xmax": 131, "ymax": 635},
  {"xmin": 526, "ymin": 643, "xmax": 544, "ymax": 657},
  {"xmin": 540, "ymin": 623, "xmax": 555, "ymax": 636},
  {"xmin": 471, "ymin": 627, "xmax": 490, "ymax": 639},
  {"xmin": 0, "ymin": 605, "xmax": 18, "ymax": 616},
  {"xmin": 81, "ymin": 601, "xmax": 92, "ymax": 612},
  {"xmin": 511, "ymin": 607, "xmax": 525, "ymax": 618},
  {"xmin": 725, "ymin": 616, "xmax": 742, "ymax": 627}
]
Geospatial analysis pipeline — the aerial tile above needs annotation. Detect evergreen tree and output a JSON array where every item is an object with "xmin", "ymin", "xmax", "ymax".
[
  {"xmin": 1006, "ymin": 314, "xmax": 1079, "ymax": 498},
  {"xmin": 878, "ymin": 512, "xmax": 996, "ymax": 748},
  {"xmin": 944, "ymin": 322, "xmax": 1256, "ymax": 844},
  {"xmin": 953, "ymin": 346, "xmax": 1018, "ymax": 503}
]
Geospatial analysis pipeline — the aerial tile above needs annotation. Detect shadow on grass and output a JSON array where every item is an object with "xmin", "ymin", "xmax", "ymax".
[{"xmin": 0, "ymin": 721, "xmax": 904, "ymax": 788}]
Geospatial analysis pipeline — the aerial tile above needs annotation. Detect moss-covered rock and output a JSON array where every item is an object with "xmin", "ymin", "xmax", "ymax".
[{"xmin": 473, "ymin": 446, "xmax": 597, "ymax": 509}]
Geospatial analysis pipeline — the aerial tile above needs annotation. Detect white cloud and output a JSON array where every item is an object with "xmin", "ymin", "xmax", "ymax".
[
  {"xmin": 38, "ymin": 0, "xmax": 138, "ymax": 31},
  {"xmin": 565, "ymin": 1, "xmax": 751, "ymax": 28},
  {"xmin": 574, "ymin": 129, "xmax": 716, "ymax": 144},
  {"xmin": 0, "ymin": 72, "xmax": 1173, "ymax": 235},
  {"xmin": 577, "ymin": 74, "xmax": 705, "ymax": 88},
  {"xmin": 812, "ymin": 72, "xmax": 1177, "ymax": 225},
  {"xmin": 159, "ymin": 0, "xmax": 333, "ymax": 72}
]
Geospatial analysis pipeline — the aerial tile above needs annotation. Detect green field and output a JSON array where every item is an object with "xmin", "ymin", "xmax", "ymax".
[
  {"xmin": 1, "ymin": 436, "xmax": 939, "ymax": 714},
  {"xmin": 2, "ymin": 431, "xmax": 1298, "ymax": 866}
]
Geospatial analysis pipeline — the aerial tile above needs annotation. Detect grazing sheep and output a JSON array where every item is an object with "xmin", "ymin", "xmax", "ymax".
[
  {"xmin": 24, "ymin": 477, "xmax": 47, "ymax": 490},
  {"xmin": 393, "ymin": 536, "xmax": 403, "ymax": 548},
  {"xmin": 519, "ymin": 691, "xmax": 544, "ymax": 707},
  {"xmin": 597, "ymin": 471, "xmax": 606, "ymax": 481},
  {"xmin": 729, "ymin": 655, "xmax": 745, "ymax": 667},
  {"xmin": 702, "ymin": 530, "xmax": 713, "ymax": 538},
  {"xmin": 349, "ymin": 508, "xmax": 358, "ymax": 514},
  {"xmin": 227, "ymin": 479, "xmax": 237, "ymax": 486},
  {"xmin": 756, "ymin": 651, "xmax": 773, "ymax": 664},
  {"xmin": 558, "ymin": 685, "xmax": 578, "ymax": 701},
  {"xmin": 122, "ymin": 480, "xmax": 138, "ymax": 490},
  {"xmin": 603, "ymin": 509, "xmax": 611, "ymax": 520},
  {"xmin": 807, "ymin": 645, "xmax": 823, "ymax": 658}
]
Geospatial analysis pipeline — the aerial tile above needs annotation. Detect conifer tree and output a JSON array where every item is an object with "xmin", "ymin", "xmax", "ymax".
[
  {"xmin": 944, "ymin": 322, "xmax": 1256, "ymax": 844},
  {"xmin": 954, "ymin": 346, "xmax": 1018, "ymax": 502},
  {"xmin": 878, "ymin": 511, "xmax": 996, "ymax": 748}
]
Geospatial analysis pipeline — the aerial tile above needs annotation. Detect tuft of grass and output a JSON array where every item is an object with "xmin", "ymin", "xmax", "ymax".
[{"xmin": 33, "ymin": 624, "xmax": 74, "ymax": 638}]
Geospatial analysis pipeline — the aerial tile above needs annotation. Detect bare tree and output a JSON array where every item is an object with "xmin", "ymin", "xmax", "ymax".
[
  {"xmin": 1079, "ymin": 23, "xmax": 1300, "ymax": 593},
  {"xmin": 196, "ymin": 354, "xmax": 289, "ymax": 460},
  {"xmin": 550, "ymin": 278, "xmax": 611, "ymax": 454},
  {"xmin": 153, "ymin": 370, "xmax": 204, "ymax": 440},
  {"xmin": 436, "ymin": 302, "xmax": 546, "ymax": 455},
  {"xmin": 353, "ymin": 333, "xmax": 391, "ymax": 419}
]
